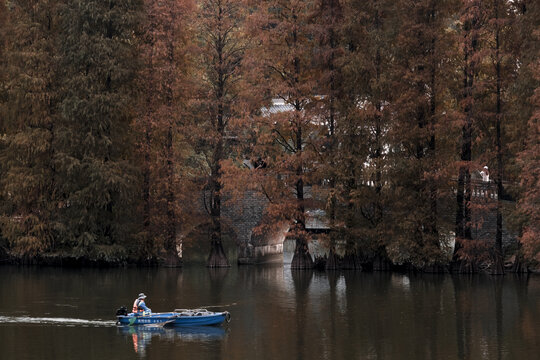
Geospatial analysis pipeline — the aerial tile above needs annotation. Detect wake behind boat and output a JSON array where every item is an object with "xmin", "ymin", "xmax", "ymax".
[{"xmin": 115, "ymin": 307, "xmax": 230, "ymax": 327}]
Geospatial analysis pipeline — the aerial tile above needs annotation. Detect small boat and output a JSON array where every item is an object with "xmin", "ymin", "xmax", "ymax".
[{"xmin": 116, "ymin": 308, "xmax": 230, "ymax": 327}]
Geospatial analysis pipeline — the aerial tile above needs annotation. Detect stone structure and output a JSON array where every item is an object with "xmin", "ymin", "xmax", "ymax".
[
  {"xmin": 220, "ymin": 191, "xmax": 286, "ymax": 264},
  {"xmin": 183, "ymin": 156, "xmax": 516, "ymax": 265},
  {"xmin": 223, "ymin": 179, "xmax": 516, "ymax": 265}
]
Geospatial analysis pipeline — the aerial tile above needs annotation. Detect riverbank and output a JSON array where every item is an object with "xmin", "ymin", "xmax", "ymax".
[{"xmin": 2, "ymin": 252, "xmax": 538, "ymax": 274}]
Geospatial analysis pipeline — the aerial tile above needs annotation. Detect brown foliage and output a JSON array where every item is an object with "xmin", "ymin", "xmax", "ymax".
[
  {"xmin": 133, "ymin": 0, "xmax": 194, "ymax": 264},
  {"xmin": 518, "ymin": 59, "xmax": 540, "ymax": 262}
]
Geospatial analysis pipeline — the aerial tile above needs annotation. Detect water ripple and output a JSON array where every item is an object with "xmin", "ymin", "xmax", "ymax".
[{"xmin": 0, "ymin": 316, "xmax": 116, "ymax": 327}]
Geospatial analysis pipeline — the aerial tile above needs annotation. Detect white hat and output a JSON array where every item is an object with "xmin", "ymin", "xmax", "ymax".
[{"xmin": 138, "ymin": 293, "xmax": 147, "ymax": 299}]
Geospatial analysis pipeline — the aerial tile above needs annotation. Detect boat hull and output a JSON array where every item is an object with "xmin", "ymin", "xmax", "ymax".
[{"xmin": 117, "ymin": 311, "xmax": 228, "ymax": 327}]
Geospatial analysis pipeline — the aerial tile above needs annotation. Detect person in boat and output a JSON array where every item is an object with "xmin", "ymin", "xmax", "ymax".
[{"xmin": 132, "ymin": 293, "xmax": 152, "ymax": 314}]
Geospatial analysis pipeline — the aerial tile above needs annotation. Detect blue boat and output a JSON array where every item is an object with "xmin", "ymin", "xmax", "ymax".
[{"xmin": 116, "ymin": 308, "xmax": 230, "ymax": 327}]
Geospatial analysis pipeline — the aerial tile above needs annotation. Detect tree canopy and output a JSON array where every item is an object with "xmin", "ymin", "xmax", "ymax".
[{"xmin": 0, "ymin": 0, "xmax": 538, "ymax": 272}]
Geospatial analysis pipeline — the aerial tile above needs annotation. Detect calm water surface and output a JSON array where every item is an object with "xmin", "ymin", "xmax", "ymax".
[{"xmin": 1, "ymin": 265, "xmax": 539, "ymax": 360}]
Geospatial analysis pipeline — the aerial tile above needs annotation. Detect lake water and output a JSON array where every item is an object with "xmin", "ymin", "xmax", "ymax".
[{"xmin": 0, "ymin": 264, "xmax": 539, "ymax": 360}]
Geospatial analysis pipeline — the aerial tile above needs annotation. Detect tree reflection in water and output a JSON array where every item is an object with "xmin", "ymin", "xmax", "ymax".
[{"xmin": 292, "ymin": 269, "xmax": 313, "ymax": 360}]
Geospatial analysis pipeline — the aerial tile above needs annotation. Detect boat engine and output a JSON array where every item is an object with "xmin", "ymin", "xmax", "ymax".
[{"xmin": 115, "ymin": 306, "xmax": 128, "ymax": 316}]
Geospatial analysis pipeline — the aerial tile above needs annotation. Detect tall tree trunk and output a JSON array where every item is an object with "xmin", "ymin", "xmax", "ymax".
[
  {"xmin": 143, "ymin": 122, "xmax": 152, "ymax": 258},
  {"xmin": 207, "ymin": 133, "xmax": 230, "ymax": 267},
  {"xmin": 289, "ymin": 15, "xmax": 312, "ymax": 269},
  {"xmin": 291, "ymin": 107, "xmax": 313, "ymax": 269},
  {"xmin": 453, "ymin": 3, "xmax": 478, "ymax": 273},
  {"xmin": 291, "ymin": 169, "xmax": 312, "ymax": 269},
  {"xmin": 164, "ymin": 35, "xmax": 180, "ymax": 267},
  {"xmin": 427, "ymin": 2, "xmax": 440, "ymax": 266},
  {"xmin": 373, "ymin": 8, "xmax": 386, "ymax": 265},
  {"xmin": 326, "ymin": 42, "xmax": 339, "ymax": 270},
  {"xmin": 454, "ymin": 94, "xmax": 474, "ymax": 273},
  {"xmin": 142, "ymin": 24, "xmax": 155, "ymax": 261},
  {"xmin": 165, "ymin": 123, "xmax": 180, "ymax": 266},
  {"xmin": 207, "ymin": 31, "xmax": 230, "ymax": 267},
  {"xmin": 323, "ymin": 0, "xmax": 344, "ymax": 270},
  {"xmin": 492, "ymin": 0, "xmax": 504, "ymax": 275},
  {"xmin": 342, "ymin": 174, "xmax": 361, "ymax": 270},
  {"xmin": 427, "ymin": 75, "xmax": 440, "ymax": 267}
]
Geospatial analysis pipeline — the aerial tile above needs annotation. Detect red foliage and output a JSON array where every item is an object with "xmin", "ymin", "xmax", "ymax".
[{"xmin": 242, "ymin": 1, "xmax": 324, "ymax": 268}]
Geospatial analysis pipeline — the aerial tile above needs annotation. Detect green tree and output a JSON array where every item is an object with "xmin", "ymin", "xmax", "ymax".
[{"xmin": 54, "ymin": 0, "xmax": 142, "ymax": 262}]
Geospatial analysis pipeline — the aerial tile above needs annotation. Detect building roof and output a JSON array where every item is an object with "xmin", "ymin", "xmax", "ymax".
[{"xmin": 261, "ymin": 98, "xmax": 295, "ymax": 115}]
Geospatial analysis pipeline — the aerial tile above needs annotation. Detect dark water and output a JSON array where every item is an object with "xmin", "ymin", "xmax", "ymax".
[{"xmin": 0, "ymin": 265, "xmax": 539, "ymax": 360}]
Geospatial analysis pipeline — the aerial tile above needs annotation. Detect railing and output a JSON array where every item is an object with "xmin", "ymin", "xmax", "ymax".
[
  {"xmin": 471, "ymin": 181, "xmax": 498, "ymax": 199},
  {"xmin": 452, "ymin": 179, "xmax": 515, "ymax": 201}
]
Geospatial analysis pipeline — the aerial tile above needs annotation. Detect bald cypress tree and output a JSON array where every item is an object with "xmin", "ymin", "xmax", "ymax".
[
  {"xmin": 245, "ymin": 0, "xmax": 321, "ymax": 269},
  {"xmin": 514, "ymin": 0, "xmax": 540, "ymax": 266},
  {"xmin": 452, "ymin": 0, "xmax": 485, "ymax": 273},
  {"xmin": 388, "ymin": 0, "xmax": 458, "ymax": 270},
  {"xmin": 0, "ymin": 1, "xmax": 59, "ymax": 260},
  {"xmin": 54, "ymin": 0, "xmax": 142, "ymax": 261},
  {"xmin": 0, "ymin": 1, "xmax": 10, "ymax": 252},
  {"xmin": 311, "ymin": 0, "xmax": 347, "ymax": 270},
  {"xmin": 476, "ymin": 0, "xmax": 519, "ymax": 275},
  {"xmin": 518, "ymin": 66, "xmax": 540, "ymax": 264},
  {"xmin": 339, "ymin": 0, "xmax": 397, "ymax": 270},
  {"xmin": 186, "ymin": 0, "xmax": 247, "ymax": 268},
  {"xmin": 135, "ymin": 0, "xmax": 191, "ymax": 266}
]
